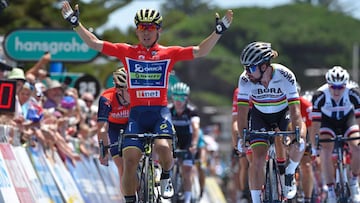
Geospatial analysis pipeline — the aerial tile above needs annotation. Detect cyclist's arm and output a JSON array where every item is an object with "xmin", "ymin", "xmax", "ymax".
[
  {"xmin": 191, "ymin": 117, "xmax": 200, "ymax": 147},
  {"xmin": 193, "ymin": 9, "xmax": 233, "ymax": 58},
  {"xmin": 236, "ymin": 105, "xmax": 249, "ymax": 148},
  {"xmin": 96, "ymin": 121, "xmax": 109, "ymax": 146},
  {"xmin": 73, "ymin": 23, "xmax": 104, "ymax": 51},
  {"xmin": 232, "ymin": 113, "xmax": 239, "ymax": 147},
  {"xmin": 309, "ymin": 121, "xmax": 320, "ymax": 148},
  {"xmin": 289, "ymin": 103, "xmax": 307, "ymax": 140}
]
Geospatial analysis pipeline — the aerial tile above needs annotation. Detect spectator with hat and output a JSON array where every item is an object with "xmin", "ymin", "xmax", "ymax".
[{"xmin": 43, "ymin": 79, "xmax": 64, "ymax": 109}]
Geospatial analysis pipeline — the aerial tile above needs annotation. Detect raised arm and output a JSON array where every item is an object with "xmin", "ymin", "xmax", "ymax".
[
  {"xmin": 61, "ymin": 1, "xmax": 104, "ymax": 51},
  {"xmin": 193, "ymin": 10, "xmax": 233, "ymax": 58}
]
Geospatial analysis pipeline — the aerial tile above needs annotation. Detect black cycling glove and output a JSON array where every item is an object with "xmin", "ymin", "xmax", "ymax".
[
  {"xmin": 215, "ymin": 13, "xmax": 230, "ymax": 34},
  {"xmin": 62, "ymin": 3, "xmax": 80, "ymax": 28}
]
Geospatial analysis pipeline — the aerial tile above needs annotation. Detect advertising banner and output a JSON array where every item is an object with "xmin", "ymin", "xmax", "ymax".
[
  {"xmin": 28, "ymin": 145, "xmax": 63, "ymax": 203},
  {"xmin": 0, "ymin": 145, "xmax": 19, "ymax": 203},
  {"xmin": 12, "ymin": 146, "xmax": 51, "ymax": 203},
  {"xmin": 0, "ymin": 143, "xmax": 33, "ymax": 202}
]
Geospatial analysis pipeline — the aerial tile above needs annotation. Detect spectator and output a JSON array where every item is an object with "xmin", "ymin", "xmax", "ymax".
[{"xmin": 43, "ymin": 79, "xmax": 64, "ymax": 109}]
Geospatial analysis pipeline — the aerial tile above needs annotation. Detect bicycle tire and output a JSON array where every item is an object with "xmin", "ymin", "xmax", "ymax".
[
  {"xmin": 171, "ymin": 162, "xmax": 183, "ymax": 203},
  {"xmin": 336, "ymin": 159, "xmax": 350, "ymax": 202},
  {"xmin": 263, "ymin": 158, "xmax": 282, "ymax": 203}
]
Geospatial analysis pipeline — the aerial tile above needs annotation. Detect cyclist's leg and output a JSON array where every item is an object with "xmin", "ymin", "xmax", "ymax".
[
  {"xmin": 154, "ymin": 107, "xmax": 175, "ymax": 198},
  {"xmin": 182, "ymin": 152, "xmax": 194, "ymax": 203},
  {"xmin": 249, "ymin": 142, "xmax": 268, "ymax": 203},
  {"xmin": 108, "ymin": 123, "xmax": 127, "ymax": 192},
  {"xmin": 319, "ymin": 131, "xmax": 336, "ymax": 202},
  {"xmin": 196, "ymin": 146, "xmax": 207, "ymax": 198},
  {"xmin": 122, "ymin": 143, "xmax": 143, "ymax": 202},
  {"xmin": 121, "ymin": 117, "xmax": 144, "ymax": 203},
  {"xmin": 347, "ymin": 129, "xmax": 360, "ymax": 201},
  {"xmin": 299, "ymin": 150, "xmax": 314, "ymax": 202}
]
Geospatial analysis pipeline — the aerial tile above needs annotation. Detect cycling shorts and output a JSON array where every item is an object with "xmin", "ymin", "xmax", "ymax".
[
  {"xmin": 249, "ymin": 107, "xmax": 290, "ymax": 147},
  {"xmin": 123, "ymin": 106, "xmax": 175, "ymax": 152},
  {"xmin": 108, "ymin": 122, "xmax": 127, "ymax": 157},
  {"xmin": 320, "ymin": 111, "xmax": 359, "ymax": 138}
]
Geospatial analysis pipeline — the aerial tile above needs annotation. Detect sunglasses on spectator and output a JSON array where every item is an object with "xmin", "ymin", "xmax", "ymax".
[
  {"xmin": 330, "ymin": 84, "xmax": 346, "ymax": 90},
  {"xmin": 137, "ymin": 23, "xmax": 159, "ymax": 31},
  {"xmin": 245, "ymin": 64, "xmax": 257, "ymax": 74},
  {"xmin": 173, "ymin": 95, "xmax": 187, "ymax": 102}
]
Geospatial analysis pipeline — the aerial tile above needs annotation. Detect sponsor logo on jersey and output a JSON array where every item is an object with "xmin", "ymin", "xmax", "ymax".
[
  {"xmin": 257, "ymin": 88, "xmax": 283, "ymax": 94},
  {"xmin": 136, "ymin": 90, "xmax": 161, "ymax": 98},
  {"xmin": 279, "ymin": 69, "xmax": 295, "ymax": 85}
]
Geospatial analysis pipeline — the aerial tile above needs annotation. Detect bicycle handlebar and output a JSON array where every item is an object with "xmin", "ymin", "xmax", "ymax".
[
  {"xmin": 123, "ymin": 133, "xmax": 173, "ymax": 140},
  {"xmin": 243, "ymin": 126, "xmax": 300, "ymax": 143},
  {"xmin": 315, "ymin": 134, "xmax": 360, "ymax": 149}
]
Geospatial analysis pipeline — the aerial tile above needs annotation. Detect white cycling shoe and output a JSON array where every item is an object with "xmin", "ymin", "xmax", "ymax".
[
  {"xmin": 350, "ymin": 182, "xmax": 360, "ymax": 203},
  {"xmin": 284, "ymin": 174, "xmax": 297, "ymax": 199},
  {"xmin": 160, "ymin": 178, "xmax": 174, "ymax": 199}
]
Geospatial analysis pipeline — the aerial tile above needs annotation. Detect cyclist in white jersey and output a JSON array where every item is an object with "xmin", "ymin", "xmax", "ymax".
[
  {"xmin": 235, "ymin": 42, "xmax": 307, "ymax": 203},
  {"xmin": 309, "ymin": 66, "xmax": 360, "ymax": 203}
]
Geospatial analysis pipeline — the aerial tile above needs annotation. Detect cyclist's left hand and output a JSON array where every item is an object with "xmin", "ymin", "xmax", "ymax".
[
  {"xmin": 215, "ymin": 10, "xmax": 233, "ymax": 34},
  {"xmin": 189, "ymin": 145, "xmax": 197, "ymax": 154}
]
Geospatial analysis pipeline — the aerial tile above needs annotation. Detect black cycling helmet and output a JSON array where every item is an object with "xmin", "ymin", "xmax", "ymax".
[
  {"xmin": 240, "ymin": 42, "xmax": 278, "ymax": 66},
  {"xmin": 134, "ymin": 8, "xmax": 163, "ymax": 27}
]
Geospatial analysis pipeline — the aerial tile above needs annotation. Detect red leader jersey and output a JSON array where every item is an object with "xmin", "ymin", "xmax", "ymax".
[{"xmin": 102, "ymin": 42, "xmax": 194, "ymax": 107}]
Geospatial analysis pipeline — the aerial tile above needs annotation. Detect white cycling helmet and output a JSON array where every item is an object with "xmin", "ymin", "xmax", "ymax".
[
  {"xmin": 171, "ymin": 82, "xmax": 190, "ymax": 96},
  {"xmin": 325, "ymin": 66, "xmax": 349, "ymax": 86},
  {"xmin": 113, "ymin": 67, "xmax": 127, "ymax": 88},
  {"xmin": 240, "ymin": 42, "xmax": 278, "ymax": 66}
]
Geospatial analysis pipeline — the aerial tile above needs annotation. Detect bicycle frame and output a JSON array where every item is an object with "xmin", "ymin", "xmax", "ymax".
[
  {"xmin": 123, "ymin": 133, "xmax": 175, "ymax": 203},
  {"xmin": 315, "ymin": 134, "xmax": 360, "ymax": 202},
  {"xmin": 243, "ymin": 127, "xmax": 300, "ymax": 203}
]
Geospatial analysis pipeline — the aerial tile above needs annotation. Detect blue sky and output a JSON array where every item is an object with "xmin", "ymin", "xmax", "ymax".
[{"xmin": 100, "ymin": 0, "xmax": 360, "ymax": 32}]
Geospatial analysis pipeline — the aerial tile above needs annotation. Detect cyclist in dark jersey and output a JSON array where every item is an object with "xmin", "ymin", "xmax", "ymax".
[
  {"xmin": 168, "ymin": 82, "xmax": 200, "ymax": 203},
  {"xmin": 310, "ymin": 66, "xmax": 360, "ymax": 203},
  {"xmin": 61, "ymin": 2, "xmax": 233, "ymax": 202},
  {"xmin": 97, "ymin": 67, "xmax": 130, "ymax": 194}
]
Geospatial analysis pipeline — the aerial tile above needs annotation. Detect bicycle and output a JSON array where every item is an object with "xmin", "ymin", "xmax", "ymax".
[
  {"xmin": 171, "ymin": 149, "xmax": 188, "ymax": 203},
  {"xmin": 315, "ymin": 134, "xmax": 360, "ymax": 203},
  {"xmin": 122, "ymin": 132, "xmax": 175, "ymax": 203},
  {"xmin": 243, "ymin": 126, "xmax": 300, "ymax": 203}
]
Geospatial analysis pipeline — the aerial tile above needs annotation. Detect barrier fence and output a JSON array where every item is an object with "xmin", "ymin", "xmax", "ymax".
[{"xmin": 0, "ymin": 125, "xmax": 122, "ymax": 203}]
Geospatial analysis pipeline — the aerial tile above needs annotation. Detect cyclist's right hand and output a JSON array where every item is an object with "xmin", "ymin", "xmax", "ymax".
[
  {"xmin": 237, "ymin": 138, "xmax": 246, "ymax": 154},
  {"xmin": 99, "ymin": 152, "xmax": 109, "ymax": 166},
  {"xmin": 311, "ymin": 147, "xmax": 318, "ymax": 160}
]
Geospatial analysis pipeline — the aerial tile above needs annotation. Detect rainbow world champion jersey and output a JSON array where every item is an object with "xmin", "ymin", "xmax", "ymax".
[{"xmin": 237, "ymin": 63, "xmax": 300, "ymax": 114}]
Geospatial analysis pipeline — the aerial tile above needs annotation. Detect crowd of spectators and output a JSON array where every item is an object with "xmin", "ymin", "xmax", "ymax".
[{"xmin": 0, "ymin": 52, "xmax": 99, "ymax": 165}]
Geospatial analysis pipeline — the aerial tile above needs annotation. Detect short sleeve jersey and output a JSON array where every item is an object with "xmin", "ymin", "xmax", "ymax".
[
  {"xmin": 237, "ymin": 63, "xmax": 300, "ymax": 114},
  {"xmin": 299, "ymin": 96, "xmax": 312, "ymax": 128},
  {"xmin": 97, "ymin": 87, "xmax": 130, "ymax": 124},
  {"xmin": 102, "ymin": 42, "xmax": 194, "ymax": 107},
  {"xmin": 311, "ymin": 84, "xmax": 360, "ymax": 121}
]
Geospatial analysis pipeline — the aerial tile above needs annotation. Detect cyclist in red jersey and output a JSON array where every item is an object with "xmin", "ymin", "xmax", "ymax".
[
  {"xmin": 296, "ymin": 83, "xmax": 315, "ymax": 203},
  {"xmin": 97, "ymin": 67, "xmax": 130, "ymax": 194},
  {"xmin": 62, "ymin": 2, "xmax": 233, "ymax": 202},
  {"xmin": 231, "ymin": 87, "xmax": 250, "ymax": 202}
]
